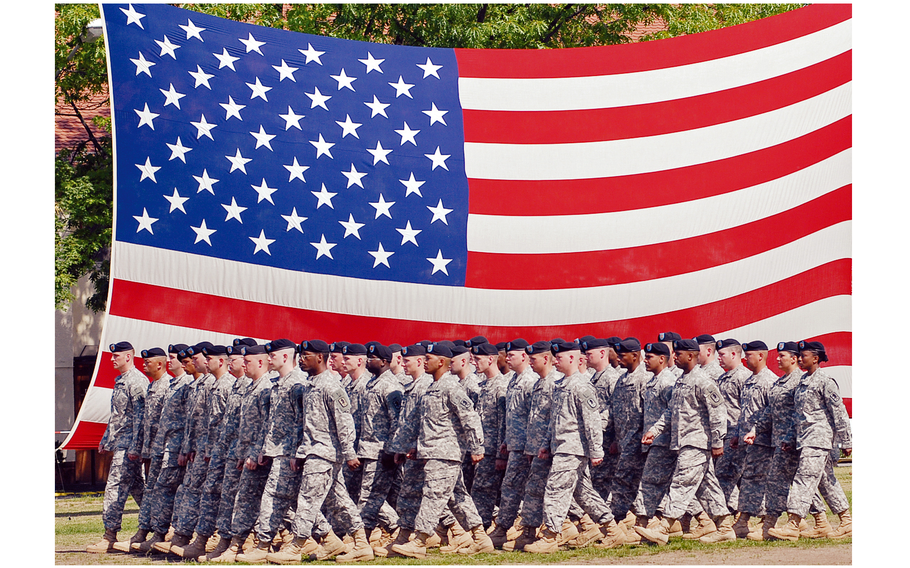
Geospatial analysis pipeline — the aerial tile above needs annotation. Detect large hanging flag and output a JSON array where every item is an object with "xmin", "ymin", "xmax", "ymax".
[{"xmin": 62, "ymin": 3, "xmax": 851, "ymax": 449}]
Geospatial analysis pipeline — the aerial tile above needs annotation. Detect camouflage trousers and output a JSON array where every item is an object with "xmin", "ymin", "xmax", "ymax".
[
  {"xmin": 662, "ymin": 446, "xmax": 729, "ymax": 520},
  {"xmin": 638, "ymin": 445, "xmax": 677, "ymax": 518},
  {"xmin": 542, "ymin": 453, "xmax": 613, "ymax": 534},
  {"xmin": 713, "ymin": 438, "xmax": 744, "ymax": 511},
  {"xmin": 413, "ymin": 458, "xmax": 482, "ymax": 537},
  {"xmin": 737, "ymin": 444, "xmax": 774, "ymax": 516},
  {"xmin": 520, "ymin": 455, "xmax": 552, "ymax": 528},
  {"xmin": 590, "ymin": 437, "xmax": 618, "ymax": 503},
  {"xmin": 230, "ymin": 459, "xmax": 271, "ymax": 540},
  {"xmin": 255, "ymin": 456, "xmax": 302, "ymax": 542},
  {"xmin": 194, "ymin": 452, "xmax": 227, "ymax": 537},
  {"xmin": 395, "ymin": 459, "xmax": 457, "ymax": 531},
  {"xmin": 137, "ymin": 455, "xmax": 162, "ymax": 531},
  {"xmin": 470, "ymin": 454, "xmax": 505, "ymax": 529},
  {"xmin": 788, "ymin": 447, "xmax": 850, "ymax": 518},
  {"xmin": 291, "ymin": 456, "xmax": 362, "ymax": 540},
  {"xmin": 496, "ymin": 450, "xmax": 532, "ymax": 530},
  {"xmin": 101, "ymin": 450, "xmax": 144, "ymax": 532},
  {"xmin": 356, "ymin": 457, "xmax": 400, "ymax": 532},
  {"xmin": 150, "ymin": 456, "xmax": 186, "ymax": 534},
  {"xmin": 764, "ymin": 446, "xmax": 825, "ymax": 517},
  {"xmin": 215, "ymin": 459, "xmax": 244, "ymax": 537},
  {"xmin": 608, "ymin": 442, "xmax": 647, "ymax": 520},
  {"xmin": 171, "ymin": 454, "xmax": 208, "ymax": 536}
]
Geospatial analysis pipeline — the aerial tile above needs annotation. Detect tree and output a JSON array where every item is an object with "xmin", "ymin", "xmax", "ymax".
[{"xmin": 54, "ymin": 3, "xmax": 804, "ymax": 312}]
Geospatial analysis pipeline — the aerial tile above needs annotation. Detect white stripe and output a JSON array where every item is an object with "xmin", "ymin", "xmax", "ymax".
[
  {"xmin": 78, "ymin": 386, "xmax": 114, "ymax": 425},
  {"xmin": 463, "ymin": 83, "xmax": 851, "ymax": 181},
  {"xmin": 458, "ymin": 20, "xmax": 851, "ymax": 111},
  {"xmin": 468, "ymin": 149, "xmax": 850, "ymax": 254},
  {"xmin": 716, "ymin": 295, "xmax": 852, "ymax": 342},
  {"xmin": 826, "ymin": 367, "xmax": 853, "ymax": 400},
  {"xmin": 112, "ymin": 223, "xmax": 849, "ymax": 327},
  {"xmin": 99, "ymin": 316, "xmax": 270, "ymax": 352}
]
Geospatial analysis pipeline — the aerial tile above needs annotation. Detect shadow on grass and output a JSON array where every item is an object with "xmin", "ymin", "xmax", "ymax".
[{"xmin": 56, "ymin": 507, "xmax": 140, "ymax": 518}]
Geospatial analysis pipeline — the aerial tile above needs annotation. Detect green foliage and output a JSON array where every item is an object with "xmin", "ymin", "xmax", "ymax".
[
  {"xmin": 55, "ymin": 4, "xmax": 107, "ymax": 107},
  {"xmin": 643, "ymin": 4, "xmax": 807, "ymax": 41}
]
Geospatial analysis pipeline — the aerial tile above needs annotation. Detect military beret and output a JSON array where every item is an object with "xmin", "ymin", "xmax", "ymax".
[
  {"xmin": 202, "ymin": 344, "xmax": 228, "ymax": 356},
  {"xmin": 427, "ymin": 343, "xmax": 453, "ymax": 358},
  {"xmin": 168, "ymin": 343, "xmax": 189, "ymax": 354},
  {"xmin": 452, "ymin": 339, "xmax": 468, "ymax": 348},
  {"xmin": 436, "ymin": 340, "xmax": 457, "ymax": 350},
  {"xmin": 694, "ymin": 334, "xmax": 716, "ymax": 345},
  {"xmin": 417, "ymin": 340, "xmax": 434, "ymax": 347},
  {"xmin": 226, "ymin": 345, "xmax": 246, "ymax": 356},
  {"xmin": 526, "ymin": 340, "xmax": 552, "ymax": 355},
  {"xmin": 109, "ymin": 341, "xmax": 134, "ymax": 353},
  {"xmin": 365, "ymin": 340, "xmax": 383, "ymax": 351},
  {"xmin": 777, "ymin": 341, "xmax": 800, "ymax": 354},
  {"xmin": 658, "ymin": 332, "xmax": 682, "ymax": 342},
  {"xmin": 467, "ymin": 335, "xmax": 488, "ymax": 347},
  {"xmin": 368, "ymin": 343, "xmax": 393, "ymax": 362},
  {"xmin": 388, "ymin": 343, "xmax": 403, "ymax": 353},
  {"xmin": 605, "ymin": 337, "xmax": 622, "ymax": 349},
  {"xmin": 715, "ymin": 338, "xmax": 741, "ymax": 351},
  {"xmin": 495, "ymin": 341, "xmax": 509, "ymax": 351},
  {"xmin": 266, "ymin": 339, "xmax": 297, "ymax": 353},
  {"xmin": 644, "ymin": 342, "xmax": 671, "ymax": 357},
  {"xmin": 141, "ymin": 347, "xmax": 166, "ymax": 358},
  {"xmin": 241, "ymin": 344, "xmax": 267, "ymax": 356},
  {"xmin": 330, "ymin": 341, "xmax": 350, "ymax": 353},
  {"xmin": 233, "ymin": 337, "xmax": 258, "ymax": 347},
  {"xmin": 798, "ymin": 340, "xmax": 828, "ymax": 362},
  {"xmin": 614, "ymin": 337, "xmax": 641, "ymax": 354},
  {"xmin": 581, "ymin": 338, "xmax": 610, "ymax": 352},
  {"xmin": 674, "ymin": 338, "xmax": 700, "ymax": 352},
  {"xmin": 576, "ymin": 335, "xmax": 596, "ymax": 345},
  {"xmin": 506, "ymin": 338, "xmax": 530, "ymax": 352},
  {"xmin": 186, "ymin": 341, "xmax": 214, "ymax": 356},
  {"xmin": 401, "ymin": 344, "xmax": 427, "ymax": 357},
  {"xmin": 551, "ymin": 339, "xmax": 580, "ymax": 354},
  {"xmin": 300, "ymin": 339, "xmax": 330, "ymax": 353},
  {"xmin": 343, "ymin": 343, "xmax": 368, "ymax": 356},
  {"xmin": 472, "ymin": 343, "xmax": 499, "ymax": 356},
  {"xmin": 742, "ymin": 340, "xmax": 769, "ymax": 352},
  {"xmin": 451, "ymin": 344, "xmax": 471, "ymax": 357}
]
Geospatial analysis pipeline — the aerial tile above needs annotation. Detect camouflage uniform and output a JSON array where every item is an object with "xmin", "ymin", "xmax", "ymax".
[
  {"xmin": 193, "ymin": 371, "xmax": 236, "ymax": 537},
  {"xmin": 497, "ymin": 366, "xmax": 539, "ymax": 531},
  {"xmin": 647, "ymin": 366, "xmax": 728, "ymax": 520},
  {"xmin": 637, "ymin": 368, "xmax": 678, "ymax": 517},
  {"xmin": 136, "ymin": 374, "xmax": 170, "ymax": 531},
  {"xmin": 786, "ymin": 368, "xmax": 852, "ymax": 518},
  {"xmin": 343, "ymin": 370, "xmax": 372, "ymax": 500},
  {"xmin": 521, "ymin": 369, "xmax": 561, "ymax": 529},
  {"xmin": 589, "ymin": 365, "xmax": 621, "ymax": 502},
  {"xmin": 735, "ymin": 367, "xmax": 777, "ymax": 516},
  {"xmin": 541, "ymin": 371, "xmax": 613, "ymax": 534},
  {"xmin": 171, "ymin": 372, "xmax": 215, "ymax": 537},
  {"xmin": 700, "ymin": 359, "xmax": 724, "ymax": 382},
  {"xmin": 229, "ymin": 372, "xmax": 274, "ymax": 541},
  {"xmin": 713, "ymin": 365, "xmax": 751, "ymax": 511},
  {"xmin": 214, "ymin": 373, "xmax": 252, "ymax": 537},
  {"xmin": 470, "ymin": 371, "xmax": 508, "ymax": 528},
  {"xmin": 608, "ymin": 362, "xmax": 652, "ymax": 519},
  {"xmin": 99, "ymin": 366, "xmax": 148, "ymax": 532},
  {"xmin": 458, "ymin": 372, "xmax": 482, "ymax": 493}
]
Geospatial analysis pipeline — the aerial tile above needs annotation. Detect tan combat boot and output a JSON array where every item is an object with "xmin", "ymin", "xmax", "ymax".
[
  {"xmin": 265, "ymin": 536, "xmax": 307, "ymax": 564},
  {"xmin": 425, "ymin": 524, "xmax": 446, "ymax": 548},
  {"xmin": 315, "ymin": 530, "xmax": 348, "ymax": 560},
  {"xmin": 699, "ymin": 515, "xmax": 736, "ymax": 543},
  {"xmin": 569, "ymin": 514, "xmax": 603, "ymax": 548},
  {"xmin": 488, "ymin": 524, "xmax": 509, "ymax": 549},
  {"xmin": 502, "ymin": 525, "xmax": 537, "ymax": 551},
  {"xmin": 132, "ymin": 531, "xmax": 165, "ymax": 554},
  {"xmin": 112, "ymin": 529, "xmax": 147, "ymax": 552},
  {"xmin": 441, "ymin": 522, "xmax": 473, "ymax": 553},
  {"xmin": 206, "ymin": 533, "xmax": 220, "ymax": 552},
  {"xmin": 747, "ymin": 516, "xmax": 777, "ymax": 541},
  {"xmin": 828, "ymin": 510, "xmax": 852, "ymax": 539},
  {"xmin": 458, "ymin": 525, "xmax": 495, "ymax": 555},
  {"xmin": 556, "ymin": 518, "xmax": 579, "ymax": 546},
  {"xmin": 376, "ymin": 528, "xmax": 411, "ymax": 558},
  {"xmin": 336, "ymin": 528, "xmax": 375, "ymax": 563},
  {"xmin": 803, "ymin": 511, "xmax": 833, "ymax": 538},
  {"xmin": 594, "ymin": 519, "xmax": 630, "ymax": 549},
  {"xmin": 767, "ymin": 513, "xmax": 802, "ymax": 541},
  {"xmin": 506, "ymin": 517, "xmax": 524, "ymax": 541},
  {"xmin": 207, "ymin": 535, "xmax": 243, "ymax": 562},
  {"xmin": 634, "ymin": 517, "xmax": 670, "ymax": 546},
  {"xmin": 391, "ymin": 530, "xmax": 429, "ymax": 559},
  {"xmin": 170, "ymin": 533, "xmax": 209, "ymax": 559},
  {"xmin": 204, "ymin": 535, "xmax": 231, "ymax": 559},
  {"xmin": 732, "ymin": 512, "xmax": 752, "ymax": 539},
  {"xmin": 523, "ymin": 527, "xmax": 560, "ymax": 554},
  {"xmin": 623, "ymin": 516, "xmax": 648, "ymax": 545},
  {"xmin": 683, "ymin": 511, "xmax": 717, "ymax": 539},
  {"xmin": 86, "ymin": 528, "xmax": 118, "ymax": 553},
  {"xmin": 235, "ymin": 538, "xmax": 272, "ymax": 563},
  {"xmin": 668, "ymin": 517, "xmax": 684, "ymax": 537},
  {"xmin": 154, "ymin": 531, "xmax": 189, "ymax": 554}
]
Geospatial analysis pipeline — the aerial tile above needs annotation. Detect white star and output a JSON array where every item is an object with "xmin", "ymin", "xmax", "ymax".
[
  {"xmin": 155, "ymin": 35, "xmax": 180, "ymax": 59},
  {"xmin": 222, "ymin": 196, "xmax": 247, "ymax": 223},
  {"xmin": 396, "ymin": 221, "xmax": 422, "ymax": 246},
  {"xmin": 339, "ymin": 214, "xmax": 365, "ymax": 239},
  {"xmin": 191, "ymin": 219, "xmax": 216, "ymax": 245},
  {"xmin": 220, "ymin": 96, "xmax": 246, "ymax": 121},
  {"xmin": 310, "ymin": 134, "xmax": 334, "ymax": 159},
  {"xmin": 400, "ymin": 173, "xmax": 425, "ymax": 197},
  {"xmin": 368, "ymin": 243, "xmax": 394, "ymax": 268},
  {"xmin": 279, "ymin": 106, "xmax": 304, "ymax": 130},
  {"xmin": 164, "ymin": 188, "xmax": 189, "ymax": 213},
  {"xmin": 190, "ymin": 114, "xmax": 217, "ymax": 140},
  {"xmin": 135, "ymin": 157, "xmax": 160, "ymax": 182},
  {"xmin": 306, "ymin": 86, "xmax": 331, "ymax": 110},
  {"xmin": 193, "ymin": 169, "xmax": 219, "ymax": 194},
  {"xmin": 311, "ymin": 234, "xmax": 337, "ymax": 259},
  {"xmin": 312, "ymin": 184, "xmax": 337, "ymax": 209},
  {"xmin": 369, "ymin": 194, "xmax": 395, "ymax": 219},
  {"xmin": 213, "ymin": 48, "xmax": 240, "ymax": 71},
  {"xmin": 417, "ymin": 57, "xmax": 443, "ymax": 79},
  {"xmin": 160, "ymin": 83, "xmax": 186, "ymax": 109},
  {"xmin": 299, "ymin": 43, "xmax": 325, "ymax": 64},
  {"xmin": 283, "ymin": 157, "xmax": 309, "ymax": 182},
  {"xmin": 239, "ymin": 33, "xmax": 266, "ymax": 55},
  {"xmin": 428, "ymin": 199, "xmax": 453, "ymax": 225},
  {"xmin": 395, "ymin": 122, "xmax": 420, "ymax": 146},
  {"xmin": 425, "ymin": 147, "xmax": 451, "ymax": 171},
  {"xmin": 364, "ymin": 95, "xmax": 390, "ymax": 118},
  {"xmin": 251, "ymin": 178, "xmax": 278, "ymax": 204},
  {"xmin": 121, "ymin": 4, "xmax": 146, "ymax": 28},
  {"xmin": 335, "ymin": 114, "xmax": 362, "ymax": 139},
  {"xmin": 423, "ymin": 103, "xmax": 448, "ymax": 126},
  {"xmin": 281, "ymin": 208, "xmax": 307, "ymax": 233},
  {"xmin": 189, "ymin": 65, "xmax": 214, "ymax": 89},
  {"xmin": 247, "ymin": 77, "xmax": 272, "ymax": 101},
  {"xmin": 341, "ymin": 164, "xmax": 367, "ymax": 189},
  {"xmin": 167, "ymin": 137, "xmax": 192, "ymax": 163},
  {"xmin": 134, "ymin": 103, "xmax": 159, "ymax": 130},
  {"xmin": 359, "ymin": 52, "xmax": 384, "ymax": 73},
  {"xmin": 388, "ymin": 76, "xmax": 415, "ymax": 98},
  {"xmin": 330, "ymin": 68, "xmax": 357, "ymax": 91},
  {"xmin": 272, "ymin": 59, "xmax": 298, "ymax": 82},
  {"xmin": 133, "ymin": 208, "xmax": 157, "ymax": 233},
  {"xmin": 427, "ymin": 250, "xmax": 453, "ymax": 275},
  {"xmin": 249, "ymin": 125, "xmax": 276, "ymax": 151},
  {"xmin": 130, "ymin": 51, "xmax": 155, "ymax": 77},
  {"xmin": 367, "ymin": 141, "xmax": 392, "ymax": 165},
  {"xmin": 250, "ymin": 230, "xmax": 275, "ymax": 255},
  {"xmin": 225, "ymin": 148, "xmax": 252, "ymax": 173},
  {"xmin": 180, "ymin": 19, "xmax": 206, "ymax": 41}
]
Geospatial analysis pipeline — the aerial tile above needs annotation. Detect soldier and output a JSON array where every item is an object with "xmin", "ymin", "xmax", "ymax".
[
  {"xmin": 87, "ymin": 341, "xmax": 147, "ymax": 553},
  {"xmin": 496, "ymin": 342, "xmax": 515, "ymax": 380},
  {"xmin": 768, "ymin": 341, "xmax": 852, "ymax": 541},
  {"xmin": 696, "ymin": 334, "xmax": 724, "ymax": 382},
  {"xmin": 731, "ymin": 341, "xmax": 778, "ymax": 537},
  {"xmin": 390, "ymin": 343, "xmax": 494, "ymax": 558},
  {"xmin": 711, "ymin": 339, "xmax": 751, "ymax": 525},
  {"xmin": 341, "ymin": 343, "xmax": 372, "ymax": 500},
  {"xmin": 523, "ymin": 340, "xmax": 623, "ymax": 553},
  {"xmin": 637, "ymin": 339, "xmax": 733, "ymax": 545},
  {"xmin": 584, "ymin": 338, "xmax": 621, "ymax": 504},
  {"xmin": 329, "ymin": 341, "xmax": 350, "ymax": 381},
  {"xmin": 449, "ymin": 344, "xmax": 480, "ymax": 497},
  {"xmin": 658, "ymin": 332, "xmax": 684, "ymax": 379},
  {"xmin": 388, "ymin": 343, "xmax": 410, "ymax": 387}
]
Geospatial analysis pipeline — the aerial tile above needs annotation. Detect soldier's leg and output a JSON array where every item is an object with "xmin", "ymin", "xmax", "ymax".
[
  {"xmin": 230, "ymin": 462, "xmax": 271, "ymax": 541},
  {"xmin": 713, "ymin": 438, "xmax": 744, "ymax": 512},
  {"xmin": 413, "ymin": 459, "xmax": 461, "ymax": 537},
  {"xmin": 816, "ymin": 448, "xmax": 850, "ymax": 515},
  {"xmin": 496, "ymin": 451, "xmax": 532, "ymax": 531},
  {"xmin": 608, "ymin": 443, "xmax": 647, "ymax": 520},
  {"xmin": 470, "ymin": 455, "xmax": 505, "ymax": 529},
  {"xmin": 171, "ymin": 455, "xmax": 208, "ymax": 538},
  {"xmin": 639, "ymin": 446, "xmax": 677, "ymax": 519},
  {"xmin": 692, "ymin": 449, "xmax": 731, "ymax": 519},
  {"xmin": 194, "ymin": 453, "xmax": 227, "ymax": 538},
  {"xmin": 786, "ymin": 447, "xmax": 829, "ymax": 518},
  {"xmin": 101, "ymin": 450, "xmax": 143, "ymax": 533},
  {"xmin": 446, "ymin": 464, "xmax": 484, "ymax": 532},
  {"xmin": 662, "ymin": 446, "xmax": 714, "ymax": 521},
  {"xmin": 737, "ymin": 444, "xmax": 774, "ymax": 517},
  {"xmin": 394, "ymin": 459, "xmax": 424, "ymax": 531},
  {"xmin": 520, "ymin": 455, "xmax": 552, "ymax": 529},
  {"xmin": 292, "ymin": 458, "xmax": 338, "ymax": 540},
  {"xmin": 216, "ymin": 461, "xmax": 243, "ymax": 538},
  {"xmin": 255, "ymin": 457, "xmax": 302, "ymax": 543},
  {"xmin": 357, "ymin": 458, "xmax": 398, "ymax": 533},
  {"xmin": 150, "ymin": 463, "xmax": 186, "ymax": 535},
  {"xmin": 137, "ymin": 456, "xmax": 162, "ymax": 532}
]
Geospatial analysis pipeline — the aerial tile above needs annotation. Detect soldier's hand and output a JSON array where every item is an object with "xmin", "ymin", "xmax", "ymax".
[
  {"xmin": 347, "ymin": 458, "xmax": 361, "ymax": 470},
  {"xmin": 499, "ymin": 443, "xmax": 507, "ymax": 455},
  {"xmin": 537, "ymin": 448, "xmax": 549, "ymax": 460},
  {"xmin": 394, "ymin": 453, "xmax": 406, "ymax": 465},
  {"xmin": 781, "ymin": 442, "xmax": 792, "ymax": 452},
  {"xmin": 204, "ymin": 455, "xmax": 211, "ymax": 463},
  {"xmin": 97, "ymin": 443, "xmax": 107, "ymax": 455},
  {"xmin": 127, "ymin": 452, "xmax": 140, "ymax": 461},
  {"xmin": 380, "ymin": 451, "xmax": 397, "ymax": 470},
  {"xmin": 245, "ymin": 457, "xmax": 257, "ymax": 470},
  {"xmin": 187, "ymin": 451, "xmax": 196, "ymax": 463},
  {"xmin": 730, "ymin": 436, "xmax": 739, "ymax": 449},
  {"xmin": 743, "ymin": 432, "xmax": 756, "ymax": 445},
  {"xmin": 591, "ymin": 457, "xmax": 603, "ymax": 467},
  {"xmin": 841, "ymin": 447, "xmax": 852, "ymax": 457},
  {"xmin": 407, "ymin": 448, "xmax": 417, "ymax": 460},
  {"xmin": 471, "ymin": 454, "xmax": 484, "ymax": 464},
  {"xmin": 641, "ymin": 431, "xmax": 655, "ymax": 446},
  {"xmin": 609, "ymin": 442, "xmax": 619, "ymax": 454},
  {"xmin": 178, "ymin": 453, "xmax": 187, "ymax": 467},
  {"xmin": 495, "ymin": 458, "xmax": 507, "ymax": 471},
  {"xmin": 711, "ymin": 447, "xmax": 724, "ymax": 458},
  {"xmin": 290, "ymin": 458, "xmax": 303, "ymax": 472},
  {"xmin": 236, "ymin": 459, "xmax": 244, "ymax": 471},
  {"xmin": 258, "ymin": 453, "xmax": 271, "ymax": 467}
]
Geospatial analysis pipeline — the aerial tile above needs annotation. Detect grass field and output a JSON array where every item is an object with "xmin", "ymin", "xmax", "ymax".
[{"xmin": 55, "ymin": 464, "xmax": 851, "ymax": 565}]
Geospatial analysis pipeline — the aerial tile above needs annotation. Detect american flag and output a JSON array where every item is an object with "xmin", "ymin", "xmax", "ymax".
[{"xmin": 62, "ymin": 3, "xmax": 851, "ymax": 450}]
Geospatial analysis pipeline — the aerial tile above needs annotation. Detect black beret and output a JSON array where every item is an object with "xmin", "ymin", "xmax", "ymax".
[
  {"xmin": 777, "ymin": 341, "xmax": 800, "ymax": 354},
  {"xmin": 266, "ymin": 339, "xmax": 297, "ymax": 353},
  {"xmin": 436, "ymin": 340, "xmax": 457, "ymax": 350},
  {"xmin": 168, "ymin": 343, "xmax": 189, "ymax": 354},
  {"xmin": 467, "ymin": 336, "xmax": 488, "ymax": 347},
  {"xmin": 798, "ymin": 340, "xmax": 828, "ymax": 362},
  {"xmin": 605, "ymin": 336, "xmax": 622, "ymax": 349},
  {"xmin": 694, "ymin": 334, "xmax": 716, "ymax": 345},
  {"xmin": 526, "ymin": 340, "xmax": 552, "ymax": 355},
  {"xmin": 109, "ymin": 341, "xmax": 134, "ymax": 353},
  {"xmin": 742, "ymin": 340, "xmax": 769, "ymax": 352},
  {"xmin": 581, "ymin": 338, "xmax": 610, "ymax": 351},
  {"xmin": 472, "ymin": 343, "xmax": 499, "ymax": 356},
  {"xmin": 241, "ymin": 344, "xmax": 267, "ymax": 356},
  {"xmin": 203, "ymin": 345, "xmax": 229, "ymax": 356},
  {"xmin": 506, "ymin": 338, "xmax": 530, "ymax": 352},
  {"xmin": 330, "ymin": 341, "xmax": 350, "ymax": 353},
  {"xmin": 715, "ymin": 338, "xmax": 741, "ymax": 351},
  {"xmin": 495, "ymin": 341, "xmax": 509, "ymax": 351},
  {"xmin": 614, "ymin": 337, "xmax": 641, "ymax": 354},
  {"xmin": 233, "ymin": 337, "xmax": 258, "ymax": 347},
  {"xmin": 658, "ymin": 332, "xmax": 681, "ymax": 342},
  {"xmin": 141, "ymin": 347, "xmax": 166, "ymax": 358},
  {"xmin": 368, "ymin": 343, "xmax": 393, "ymax": 361},
  {"xmin": 401, "ymin": 344, "xmax": 427, "ymax": 357},
  {"xmin": 451, "ymin": 344, "xmax": 471, "ymax": 356},
  {"xmin": 644, "ymin": 342, "xmax": 671, "ymax": 357},
  {"xmin": 226, "ymin": 345, "xmax": 245, "ymax": 356},
  {"xmin": 426, "ymin": 343, "xmax": 453, "ymax": 358},
  {"xmin": 452, "ymin": 339, "xmax": 468, "ymax": 348},
  {"xmin": 186, "ymin": 341, "xmax": 214, "ymax": 356},
  {"xmin": 300, "ymin": 339, "xmax": 330, "ymax": 353},
  {"xmin": 343, "ymin": 343, "xmax": 368, "ymax": 356},
  {"xmin": 551, "ymin": 339, "xmax": 580, "ymax": 354},
  {"xmin": 388, "ymin": 343, "xmax": 403, "ymax": 353},
  {"xmin": 674, "ymin": 338, "xmax": 700, "ymax": 352}
]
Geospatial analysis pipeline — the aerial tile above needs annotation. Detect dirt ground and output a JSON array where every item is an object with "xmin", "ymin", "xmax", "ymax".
[{"xmin": 562, "ymin": 543, "xmax": 852, "ymax": 565}]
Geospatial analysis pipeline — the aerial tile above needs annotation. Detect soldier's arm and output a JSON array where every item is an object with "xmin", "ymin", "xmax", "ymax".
[
  {"xmin": 824, "ymin": 378, "xmax": 852, "ymax": 450},
  {"xmin": 578, "ymin": 385, "xmax": 604, "ymax": 460},
  {"xmin": 329, "ymin": 386, "xmax": 358, "ymax": 462},
  {"xmin": 128, "ymin": 380, "xmax": 146, "ymax": 458},
  {"xmin": 450, "ymin": 387, "xmax": 485, "ymax": 455}
]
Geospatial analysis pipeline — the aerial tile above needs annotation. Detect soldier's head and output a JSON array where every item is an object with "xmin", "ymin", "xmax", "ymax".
[
  {"xmin": 527, "ymin": 341, "xmax": 553, "ymax": 376},
  {"xmin": 450, "ymin": 345, "xmax": 472, "ymax": 377},
  {"xmin": 266, "ymin": 339, "xmax": 298, "ymax": 375},
  {"xmin": 672, "ymin": 339, "xmax": 700, "ymax": 373},
  {"xmin": 168, "ymin": 344, "xmax": 189, "ymax": 376},
  {"xmin": 797, "ymin": 340, "xmax": 827, "ymax": 372},
  {"xmin": 776, "ymin": 342, "xmax": 799, "ymax": 373},
  {"xmin": 203, "ymin": 345, "xmax": 230, "ymax": 376},
  {"xmin": 366, "ymin": 343, "xmax": 392, "ymax": 375},
  {"xmin": 643, "ymin": 342, "xmax": 670, "ymax": 374},
  {"xmin": 230, "ymin": 338, "xmax": 256, "ymax": 377},
  {"xmin": 695, "ymin": 335, "xmax": 716, "ymax": 365},
  {"xmin": 425, "ymin": 343, "xmax": 453, "ymax": 379},
  {"xmin": 582, "ymin": 338, "xmax": 610, "ymax": 372},
  {"xmin": 140, "ymin": 347, "xmax": 168, "ymax": 379},
  {"xmin": 329, "ymin": 342, "xmax": 350, "ymax": 375},
  {"xmin": 389, "ymin": 343, "xmax": 404, "ymax": 374},
  {"xmin": 605, "ymin": 337, "xmax": 622, "ymax": 368},
  {"xmin": 742, "ymin": 341, "xmax": 769, "ymax": 373},
  {"xmin": 188, "ymin": 342, "xmax": 213, "ymax": 374},
  {"xmin": 505, "ymin": 339, "xmax": 531, "ymax": 372},
  {"xmin": 401, "ymin": 344, "xmax": 427, "ymax": 378},
  {"xmin": 716, "ymin": 339, "xmax": 743, "ymax": 372},
  {"xmin": 342, "ymin": 343, "xmax": 368, "ymax": 377},
  {"xmin": 109, "ymin": 342, "xmax": 135, "ymax": 372},
  {"xmin": 495, "ymin": 342, "xmax": 510, "ymax": 374},
  {"xmin": 299, "ymin": 340, "xmax": 330, "ymax": 374},
  {"xmin": 658, "ymin": 332, "xmax": 681, "ymax": 366},
  {"xmin": 241, "ymin": 345, "xmax": 269, "ymax": 379},
  {"xmin": 471, "ymin": 343, "xmax": 498, "ymax": 376},
  {"xmin": 552, "ymin": 340, "xmax": 581, "ymax": 375},
  {"xmin": 615, "ymin": 338, "xmax": 642, "ymax": 371}
]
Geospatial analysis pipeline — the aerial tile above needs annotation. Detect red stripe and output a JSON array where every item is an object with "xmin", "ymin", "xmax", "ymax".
[
  {"xmin": 465, "ymin": 185, "xmax": 851, "ymax": 290},
  {"xmin": 843, "ymin": 398, "xmax": 851, "ymax": 418},
  {"xmin": 61, "ymin": 421, "xmax": 108, "ymax": 451},
  {"xmin": 467, "ymin": 117, "xmax": 851, "ymax": 217},
  {"xmin": 765, "ymin": 331, "xmax": 853, "ymax": 373},
  {"xmin": 454, "ymin": 5, "xmax": 850, "ymax": 78},
  {"xmin": 93, "ymin": 353, "xmax": 152, "ymax": 390},
  {"xmin": 462, "ymin": 51, "xmax": 851, "ymax": 144}
]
